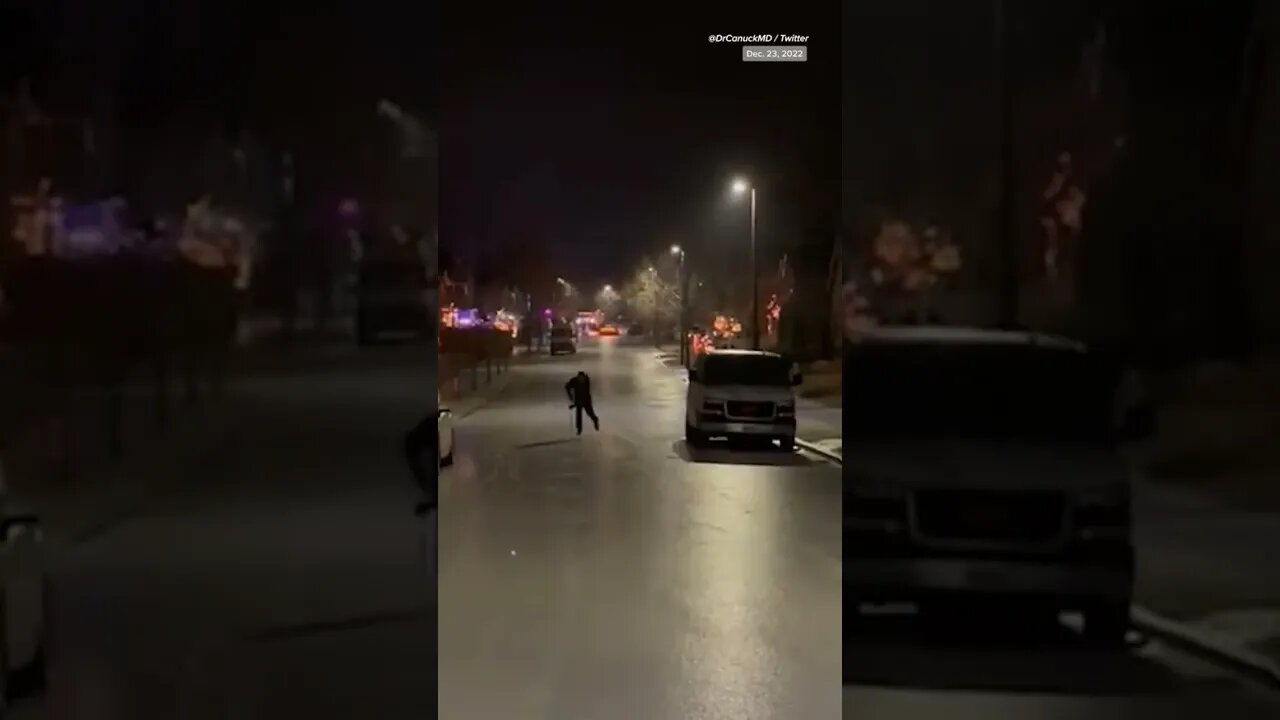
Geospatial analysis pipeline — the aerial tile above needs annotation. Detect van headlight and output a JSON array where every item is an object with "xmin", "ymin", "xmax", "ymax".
[
  {"xmin": 846, "ymin": 484, "xmax": 909, "ymax": 535},
  {"xmin": 1073, "ymin": 487, "xmax": 1131, "ymax": 531}
]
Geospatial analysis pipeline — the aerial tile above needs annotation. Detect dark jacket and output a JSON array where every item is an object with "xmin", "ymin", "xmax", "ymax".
[
  {"xmin": 565, "ymin": 374, "xmax": 592, "ymax": 406},
  {"xmin": 404, "ymin": 412, "xmax": 438, "ymax": 508}
]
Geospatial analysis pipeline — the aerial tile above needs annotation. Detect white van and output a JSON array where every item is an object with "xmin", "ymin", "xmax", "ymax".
[
  {"xmin": 0, "ymin": 458, "xmax": 46, "ymax": 705},
  {"xmin": 685, "ymin": 349, "xmax": 802, "ymax": 450},
  {"xmin": 844, "ymin": 326, "xmax": 1150, "ymax": 646},
  {"xmin": 437, "ymin": 391, "xmax": 455, "ymax": 467}
]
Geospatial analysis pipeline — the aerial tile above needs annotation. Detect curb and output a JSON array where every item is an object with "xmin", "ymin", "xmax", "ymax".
[
  {"xmin": 446, "ymin": 363, "xmax": 522, "ymax": 420},
  {"xmin": 25, "ymin": 392, "xmax": 239, "ymax": 548},
  {"xmin": 1131, "ymin": 605, "xmax": 1280, "ymax": 690},
  {"xmin": 796, "ymin": 438, "xmax": 843, "ymax": 465}
]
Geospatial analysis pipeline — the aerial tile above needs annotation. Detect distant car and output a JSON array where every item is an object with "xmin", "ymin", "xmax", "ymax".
[
  {"xmin": 844, "ymin": 326, "xmax": 1151, "ymax": 647},
  {"xmin": 549, "ymin": 327, "xmax": 577, "ymax": 355},
  {"xmin": 437, "ymin": 392, "xmax": 455, "ymax": 467},
  {"xmin": 685, "ymin": 349, "xmax": 801, "ymax": 450},
  {"xmin": 598, "ymin": 325, "xmax": 619, "ymax": 337},
  {"xmin": 0, "ymin": 459, "xmax": 46, "ymax": 704},
  {"xmin": 356, "ymin": 261, "xmax": 429, "ymax": 346}
]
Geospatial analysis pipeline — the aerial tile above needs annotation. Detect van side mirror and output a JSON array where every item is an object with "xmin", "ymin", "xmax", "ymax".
[
  {"xmin": 1, "ymin": 513, "xmax": 41, "ymax": 543},
  {"xmin": 437, "ymin": 408, "xmax": 450, "ymax": 419},
  {"xmin": 688, "ymin": 369, "xmax": 700, "ymax": 382},
  {"xmin": 1120, "ymin": 402, "xmax": 1156, "ymax": 442},
  {"xmin": 791, "ymin": 373, "xmax": 804, "ymax": 387}
]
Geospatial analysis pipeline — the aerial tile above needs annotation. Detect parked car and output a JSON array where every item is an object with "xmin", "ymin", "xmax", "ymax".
[
  {"xmin": 549, "ymin": 326, "xmax": 577, "ymax": 355},
  {"xmin": 844, "ymin": 326, "xmax": 1152, "ymax": 646},
  {"xmin": 356, "ymin": 261, "xmax": 430, "ymax": 346},
  {"xmin": 598, "ymin": 325, "xmax": 619, "ymax": 337},
  {"xmin": 0, "ymin": 459, "xmax": 46, "ymax": 707},
  {"xmin": 438, "ymin": 392, "xmax": 455, "ymax": 467},
  {"xmin": 685, "ymin": 349, "xmax": 800, "ymax": 450}
]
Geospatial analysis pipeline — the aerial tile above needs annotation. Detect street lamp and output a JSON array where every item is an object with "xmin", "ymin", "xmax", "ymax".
[
  {"xmin": 671, "ymin": 244, "xmax": 688, "ymax": 366},
  {"xmin": 730, "ymin": 176, "xmax": 759, "ymax": 350}
]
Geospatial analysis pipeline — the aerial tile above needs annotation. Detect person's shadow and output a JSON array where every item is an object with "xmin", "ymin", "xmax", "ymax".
[{"xmin": 673, "ymin": 440, "xmax": 818, "ymax": 467}]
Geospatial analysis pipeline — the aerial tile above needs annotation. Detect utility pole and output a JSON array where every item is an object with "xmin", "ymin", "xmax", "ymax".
[
  {"xmin": 4, "ymin": 79, "xmax": 34, "ymax": 198},
  {"xmin": 750, "ymin": 187, "xmax": 760, "ymax": 349},
  {"xmin": 995, "ymin": 0, "xmax": 1019, "ymax": 328},
  {"xmin": 651, "ymin": 268, "xmax": 659, "ymax": 347},
  {"xmin": 672, "ymin": 245, "xmax": 687, "ymax": 366},
  {"xmin": 5, "ymin": 79, "xmax": 98, "ymax": 198}
]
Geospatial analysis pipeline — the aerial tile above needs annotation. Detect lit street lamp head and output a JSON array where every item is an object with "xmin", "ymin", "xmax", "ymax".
[
  {"xmin": 670, "ymin": 244, "xmax": 682, "ymax": 256},
  {"xmin": 731, "ymin": 178, "xmax": 750, "ymax": 195}
]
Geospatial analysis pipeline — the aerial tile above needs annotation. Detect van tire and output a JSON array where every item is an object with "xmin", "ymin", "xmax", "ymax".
[
  {"xmin": 685, "ymin": 422, "xmax": 706, "ymax": 447},
  {"xmin": 1083, "ymin": 601, "xmax": 1131, "ymax": 649},
  {"xmin": 0, "ymin": 588, "xmax": 9, "ymax": 708},
  {"xmin": 778, "ymin": 436, "xmax": 796, "ymax": 452},
  {"xmin": 356, "ymin": 313, "xmax": 376, "ymax": 346}
]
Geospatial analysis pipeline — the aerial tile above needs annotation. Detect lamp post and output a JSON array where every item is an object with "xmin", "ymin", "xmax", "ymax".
[
  {"xmin": 648, "ymin": 266, "xmax": 659, "ymax": 345},
  {"xmin": 671, "ymin": 244, "xmax": 687, "ymax": 366},
  {"xmin": 994, "ymin": 0, "xmax": 1017, "ymax": 328},
  {"xmin": 731, "ymin": 178, "xmax": 759, "ymax": 349}
]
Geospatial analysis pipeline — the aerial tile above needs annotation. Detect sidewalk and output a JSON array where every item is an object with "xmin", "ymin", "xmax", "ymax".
[
  {"xmin": 797, "ymin": 397, "xmax": 842, "ymax": 461},
  {"xmin": 1130, "ymin": 359, "xmax": 1280, "ymax": 672},
  {"xmin": 797, "ymin": 360, "xmax": 841, "ymax": 409},
  {"xmin": 439, "ymin": 350, "xmax": 531, "ymax": 419},
  {"xmin": 1135, "ymin": 478, "xmax": 1280, "ymax": 671},
  {"xmin": 1141, "ymin": 359, "xmax": 1280, "ymax": 509},
  {"xmin": 2, "ymin": 378, "xmax": 236, "ymax": 545},
  {"xmin": 796, "ymin": 360, "xmax": 842, "ymax": 459},
  {"xmin": 231, "ymin": 311, "xmax": 444, "ymax": 379}
]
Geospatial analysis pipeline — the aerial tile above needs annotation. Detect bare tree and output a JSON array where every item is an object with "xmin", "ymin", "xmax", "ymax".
[{"xmin": 621, "ymin": 258, "xmax": 679, "ymax": 336}]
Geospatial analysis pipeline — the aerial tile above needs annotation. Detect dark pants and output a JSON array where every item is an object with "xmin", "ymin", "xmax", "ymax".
[
  {"xmin": 179, "ymin": 265, "xmax": 237, "ymax": 401},
  {"xmin": 574, "ymin": 402, "xmax": 599, "ymax": 434}
]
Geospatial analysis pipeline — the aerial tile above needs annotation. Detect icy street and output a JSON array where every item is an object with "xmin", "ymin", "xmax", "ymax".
[
  {"xmin": 26, "ymin": 347, "xmax": 439, "ymax": 719},
  {"xmin": 8, "ymin": 340, "xmax": 1279, "ymax": 718},
  {"xmin": 436, "ymin": 339, "xmax": 842, "ymax": 719}
]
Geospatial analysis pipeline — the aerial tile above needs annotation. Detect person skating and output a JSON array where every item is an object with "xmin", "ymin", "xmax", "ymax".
[{"xmin": 565, "ymin": 370, "xmax": 600, "ymax": 435}]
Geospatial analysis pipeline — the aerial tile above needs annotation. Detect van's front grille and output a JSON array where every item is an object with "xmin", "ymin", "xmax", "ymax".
[
  {"xmin": 913, "ymin": 489, "xmax": 1065, "ymax": 543},
  {"xmin": 725, "ymin": 401, "xmax": 774, "ymax": 419}
]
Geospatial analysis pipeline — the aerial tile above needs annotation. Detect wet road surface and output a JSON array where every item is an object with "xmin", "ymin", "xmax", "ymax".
[
  {"xmin": 12, "ymin": 338, "xmax": 1280, "ymax": 718},
  {"xmin": 437, "ymin": 338, "xmax": 843, "ymax": 719}
]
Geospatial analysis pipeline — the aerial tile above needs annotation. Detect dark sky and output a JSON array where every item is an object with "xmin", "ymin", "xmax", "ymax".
[
  {"xmin": 5, "ymin": 0, "xmax": 835, "ymax": 286},
  {"xmin": 2, "ymin": 1, "xmax": 437, "ymax": 196},
  {"xmin": 2, "ymin": 1, "xmax": 434, "ymax": 116},
  {"xmin": 441, "ymin": 2, "xmax": 839, "ymax": 285}
]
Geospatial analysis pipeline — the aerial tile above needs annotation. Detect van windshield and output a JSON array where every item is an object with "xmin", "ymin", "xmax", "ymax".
[
  {"xmin": 846, "ymin": 342, "xmax": 1117, "ymax": 443},
  {"xmin": 702, "ymin": 354, "xmax": 791, "ymax": 386}
]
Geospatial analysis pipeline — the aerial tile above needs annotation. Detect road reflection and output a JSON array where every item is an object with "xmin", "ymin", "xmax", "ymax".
[{"xmin": 846, "ymin": 607, "xmax": 1210, "ymax": 697}]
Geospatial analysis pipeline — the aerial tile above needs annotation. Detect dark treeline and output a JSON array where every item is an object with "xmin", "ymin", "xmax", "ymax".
[{"xmin": 843, "ymin": 0, "xmax": 1277, "ymax": 365}]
